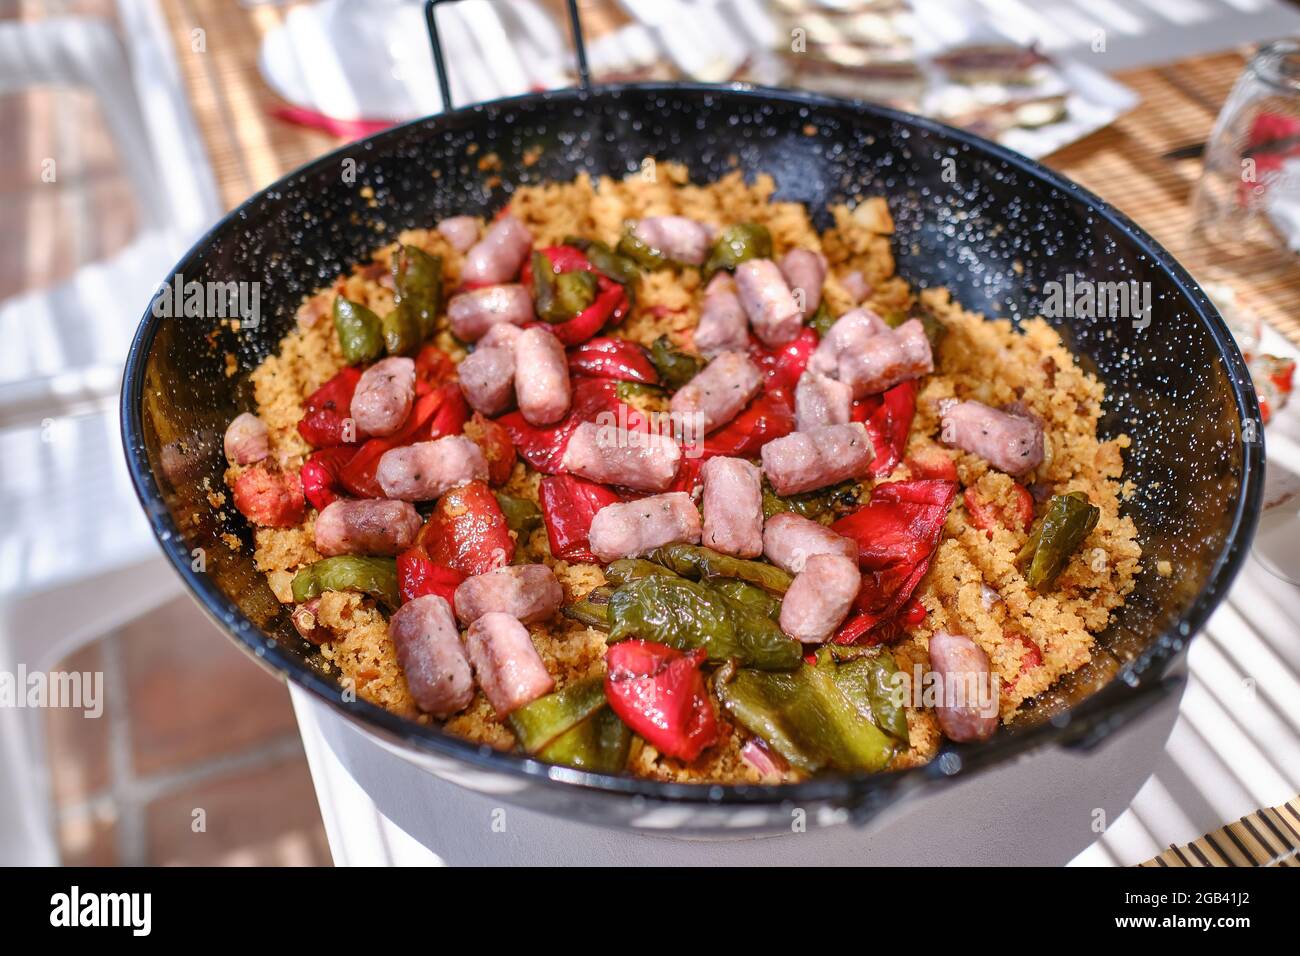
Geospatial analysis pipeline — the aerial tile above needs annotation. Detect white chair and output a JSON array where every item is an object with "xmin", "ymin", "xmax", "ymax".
[{"xmin": 0, "ymin": 4, "xmax": 221, "ymax": 865}]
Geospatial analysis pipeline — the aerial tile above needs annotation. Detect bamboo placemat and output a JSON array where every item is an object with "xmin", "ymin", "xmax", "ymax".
[{"xmin": 1141, "ymin": 794, "xmax": 1300, "ymax": 867}]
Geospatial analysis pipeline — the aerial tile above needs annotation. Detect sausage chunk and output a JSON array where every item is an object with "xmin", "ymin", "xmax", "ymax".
[
  {"xmin": 223, "ymin": 412, "xmax": 269, "ymax": 465},
  {"xmin": 460, "ymin": 213, "xmax": 532, "ymax": 285},
  {"xmin": 694, "ymin": 273, "xmax": 750, "ymax": 358},
  {"xmin": 480, "ymin": 321, "xmax": 523, "ymax": 350},
  {"xmin": 631, "ymin": 216, "xmax": 714, "ymax": 266},
  {"xmin": 701, "ymin": 457, "xmax": 763, "ymax": 558},
  {"xmin": 779, "ymin": 554, "xmax": 861, "ymax": 643},
  {"xmin": 376, "ymin": 434, "xmax": 489, "ymax": 501},
  {"xmin": 837, "ymin": 318, "xmax": 933, "ymax": 397},
  {"xmin": 436, "ymin": 215, "xmax": 480, "ymax": 252},
  {"xmin": 928, "ymin": 631, "xmax": 999, "ymax": 743},
  {"xmin": 735, "ymin": 258, "xmax": 802, "ymax": 346},
  {"xmin": 560, "ymin": 421, "xmax": 681, "ymax": 493},
  {"xmin": 464, "ymin": 612, "xmax": 555, "ymax": 717},
  {"xmin": 388, "ymin": 595, "xmax": 474, "ymax": 717},
  {"xmin": 458, "ymin": 345, "xmax": 515, "ymax": 416},
  {"xmin": 670, "ymin": 351, "xmax": 763, "ymax": 435},
  {"xmin": 314, "ymin": 498, "xmax": 422, "ymax": 556},
  {"xmin": 350, "ymin": 356, "xmax": 415, "ymax": 437},
  {"xmin": 808, "ymin": 307, "xmax": 890, "ymax": 377},
  {"xmin": 514, "ymin": 326, "xmax": 571, "ymax": 426},
  {"xmin": 840, "ymin": 270, "xmax": 871, "ymax": 305},
  {"xmin": 453, "ymin": 564, "xmax": 564, "ymax": 626},
  {"xmin": 794, "ymin": 371, "xmax": 852, "ymax": 431},
  {"xmin": 761, "ymin": 512, "xmax": 858, "ymax": 573},
  {"xmin": 940, "ymin": 400, "xmax": 1045, "ymax": 477},
  {"xmin": 760, "ymin": 422, "xmax": 874, "ymax": 495},
  {"xmin": 779, "ymin": 249, "xmax": 827, "ymax": 315},
  {"xmin": 447, "ymin": 284, "xmax": 533, "ymax": 342},
  {"xmin": 588, "ymin": 492, "xmax": 702, "ymax": 562}
]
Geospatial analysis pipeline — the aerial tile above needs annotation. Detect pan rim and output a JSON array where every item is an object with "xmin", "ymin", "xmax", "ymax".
[{"xmin": 120, "ymin": 81, "xmax": 1264, "ymax": 808}]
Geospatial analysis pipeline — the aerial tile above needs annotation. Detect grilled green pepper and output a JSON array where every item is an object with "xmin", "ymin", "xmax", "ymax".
[
  {"xmin": 391, "ymin": 245, "xmax": 443, "ymax": 342},
  {"xmin": 617, "ymin": 231, "xmax": 669, "ymax": 270},
  {"xmin": 531, "ymin": 250, "xmax": 558, "ymax": 321},
  {"xmin": 380, "ymin": 304, "xmax": 420, "ymax": 356},
  {"xmin": 702, "ymin": 223, "xmax": 773, "ymax": 280},
  {"xmin": 607, "ymin": 575, "xmax": 801, "ymax": 670},
  {"xmin": 564, "ymin": 236, "xmax": 641, "ymax": 287},
  {"xmin": 825, "ymin": 647, "xmax": 909, "ymax": 743},
  {"xmin": 603, "ymin": 558, "xmax": 675, "ymax": 586},
  {"xmin": 714, "ymin": 579, "xmax": 782, "ymax": 621},
  {"xmin": 508, "ymin": 676, "xmax": 607, "ymax": 753},
  {"xmin": 715, "ymin": 656, "xmax": 895, "ymax": 773},
  {"xmin": 332, "ymin": 296, "xmax": 384, "ymax": 364},
  {"xmin": 290, "ymin": 556, "xmax": 399, "ymax": 610},
  {"xmin": 495, "ymin": 493, "xmax": 543, "ymax": 540},
  {"xmin": 807, "ymin": 301, "xmax": 835, "ymax": 337},
  {"xmin": 553, "ymin": 270, "xmax": 598, "ymax": 319},
  {"xmin": 646, "ymin": 544, "xmax": 793, "ymax": 595},
  {"xmin": 1017, "ymin": 491, "xmax": 1100, "ymax": 589},
  {"xmin": 538, "ymin": 705, "xmax": 631, "ymax": 773},
  {"xmin": 615, "ymin": 381, "xmax": 666, "ymax": 404},
  {"xmin": 762, "ymin": 480, "xmax": 863, "ymax": 525},
  {"xmin": 563, "ymin": 585, "xmax": 615, "ymax": 629},
  {"xmin": 648, "ymin": 335, "xmax": 705, "ymax": 390}
]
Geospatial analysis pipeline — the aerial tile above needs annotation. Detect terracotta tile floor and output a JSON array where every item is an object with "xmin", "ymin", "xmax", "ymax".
[{"xmin": 46, "ymin": 597, "xmax": 331, "ymax": 866}]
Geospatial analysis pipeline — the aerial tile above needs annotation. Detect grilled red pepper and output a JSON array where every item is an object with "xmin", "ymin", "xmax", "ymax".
[
  {"xmin": 538, "ymin": 474, "xmax": 621, "ymax": 562},
  {"xmin": 300, "ymin": 446, "xmax": 358, "ymax": 511},
  {"xmin": 397, "ymin": 547, "xmax": 465, "ymax": 607},
  {"xmin": 297, "ymin": 367, "xmax": 363, "ymax": 448},
  {"xmin": 666, "ymin": 456, "xmax": 704, "ymax": 496},
  {"xmin": 416, "ymin": 480, "xmax": 514, "ymax": 576},
  {"xmin": 749, "ymin": 328, "xmax": 817, "ymax": 392},
  {"xmin": 464, "ymin": 411, "xmax": 516, "ymax": 486},
  {"xmin": 964, "ymin": 484, "xmax": 1034, "ymax": 538},
  {"xmin": 905, "ymin": 447, "xmax": 958, "ymax": 482},
  {"xmin": 414, "ymin": 344, "xmax": 456, "ymax": 393},
  {"xmin": 567, "ymin": 336, "xmax": 659, "ymax": 384},
  {"xmin": 831, "ymin": 478, "xmax": 958, "ymax": 644},
  {"xmin": 339, "ymin": 382, "xmax": 467, "ymax": 498},
  {"xmin": 604, "ymin": 640, "xmax": 718, "ymax": 762},
  {"xmin": 497, "ymin": 376, "xmax": 632, "ymax": 474},
  {"xmin": 852, "ymin": 380, "xmax": 916, "ymax": 478},
  {"xmin": 695, "ymin": 387, "xmax": 795, "ymax": 459}
]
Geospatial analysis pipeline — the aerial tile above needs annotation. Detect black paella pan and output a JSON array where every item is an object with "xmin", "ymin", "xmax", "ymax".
[{"xmin": 120, "ymin": 0, "xmax": 1263, "ymax": 830}]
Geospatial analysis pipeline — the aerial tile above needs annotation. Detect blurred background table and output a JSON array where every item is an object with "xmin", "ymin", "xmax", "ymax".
[{"xmin": 5, "ymin": 0, "xmax": 1298, "ymax": 866}]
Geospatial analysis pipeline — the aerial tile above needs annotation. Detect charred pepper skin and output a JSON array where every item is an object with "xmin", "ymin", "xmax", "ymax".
[
  {"xmin": 391, "ymin": 245, "xmax": 443, "ymax": 342},
  {"xmin": 716, "ymin": 650, "xmax": 896, "ymax": 774},
  {"xmin": 607, "ymin": 574, "xmax": 802, "ymax": 671},
  {"xmin": 290, "ymin": 556, "xmax": 400, "ymax": 610},
  {"xmin": 333, "ymin": 296, "xmax": 385, "ymax": 365},
  {"xmin": 648, "ymin": 335, "xmax": 705, "ymax": 390},
  {"xmin": 702, "ymin": 222, "xmax": 773, "ymax": 281},
  {"xmin": 1018, "ymin": 491, "xmax": 1100, "ymax": 589},
  {"xmin": 507, "ymin": 676, "xmax": 608, "ymax": 753},
  {"xmin": 644, "ymin": 543, "xmax": 794, "ymax": 595}
]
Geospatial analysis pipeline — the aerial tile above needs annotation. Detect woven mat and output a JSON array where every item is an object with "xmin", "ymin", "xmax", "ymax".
[{"xmin": 1142, "ymin": 794, "xmax": 1300, "ymax": 867}]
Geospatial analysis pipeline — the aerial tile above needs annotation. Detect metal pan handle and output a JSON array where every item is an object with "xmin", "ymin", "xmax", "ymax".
[{"xmin": 423, "ymin": 0, "xmax": 591, "ymax": 111}]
